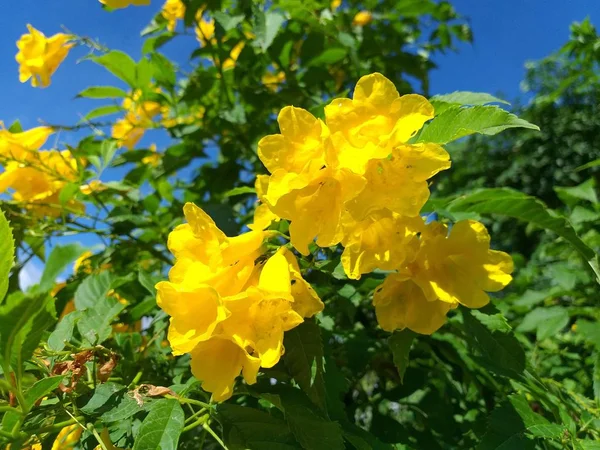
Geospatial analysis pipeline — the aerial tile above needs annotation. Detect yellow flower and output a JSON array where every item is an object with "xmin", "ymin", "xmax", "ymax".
[
  {"xmin": 190, "ymin": 336, "xmax": 261, "ymax": 402},
  {"xmin": 99, "ymin": 0, "xmax": 150, "ymax": 9},
  {"xmin": 52, "ymin": 424, "xmax": 82, "ymax": 449},
  {"xmin": 112, "ymin": 90, "xmax": 161, "ymax": 149},
  {"xmin": 331, "ymin": 0, "xmax": 342, "ymax": 11},
  {"xmin": 157, "ymin": 204, "xmax": 322, "ymax": 401},
  {"xmin": 352, "ymin": 10, "xmax": 373, "ymax": 26},
  {"xmin": 0, "ymin": 123, "xmax": 54, "ymax": 161},
  {"xmin": 111, "ymin": 115, "xmax": 145, "ymax": 150},
  {"xmin": 409, "ymin": 220, "xmax": 514, "ymax": 308},
  {"xmin": 341, "ymin": 211, "xmax": 423, "ymax": 280},
  {"xmin": 373, "ymin": 273, "xmax": 455, "ymax": 335},
  {"xmin": 195, "ymin": 16, "xmax": 216, "ymax": 46},
  {"xmin": 222, "ymin": 41, "xmax": 246, "ymax": 70},
  {"xmin": 262, "ymin": 70, "xmax": 286, "ymax": 92},
  {"xmin": 16, "ymin": 25, "xmax": 74, "ymax": 88},
  {"xmin": 248, "ymin": 203, "xmax": 280, "ymax": 231},
  {"xmin": 156, "ymin": 283, "xmax": 229, "ymax": 355},
  {"xmin": 142, "ymin": 144, "xmax": 162, "ymax": 167},
  {"xmin": 0, "ymin": 150, "xmax": 82, "ymax": 217},
  {"xmin": 161, "ymin": 0, "xmax": 185, "ymax": 31},
  {"xmin": 80, "ymin": 179, "xmax": 106, "ymax": 195}
]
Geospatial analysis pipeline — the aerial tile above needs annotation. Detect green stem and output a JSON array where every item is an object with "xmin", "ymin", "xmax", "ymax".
[
  {"xmin": 0, "ymin": 405, "xmax": 22, "ymax": 414},
  {"xmin": 182, "ymin": 413, "xmax": 209, "ymax": 433},
  {"xmin": 203, "ymin": 422, "xmax": 228, "ymax": 450},
  {"xmin": 21, "ymin": 417, "xmax": 83, "ymax": 436},
  {"xmin": 167, "ymin": 395, "xmax": 211, "ymax": 409},
  {"xmin": 90, "ymin": 424, "xmax": 109, "ymax": 450},
  {"xmin": 128, "ymin": 370, "xmax": 143, "ymax": 388}
]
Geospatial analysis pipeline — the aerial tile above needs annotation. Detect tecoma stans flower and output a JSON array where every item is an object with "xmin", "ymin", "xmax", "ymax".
[
  {"xmin": 373, "ymin": 273, "xmax": 456, "ymax": 335},
  {"xmin": 410, "ymin": 220, "xmax": 514, "ymax": 309},
  {"xmin": 112, "ymin": 90, "xmax": 162, "ymax": 149},
  {"xmin": 15, "ymin": 25, "xmax": 74, "ymax": 88},
  {"xmin": 99, "ymin": 0, "xmax": 150, "ymax": 9},
  {"xmin": 353, "ymin": 10, "xmax": 373, "ymax": 26},
  {"xmin": 0, "ymin": 123, "xmax": 53, "ymax": 161},
  {"xmin": 161, "ymin": 0, "xmax": 186, "ymax": 31}
]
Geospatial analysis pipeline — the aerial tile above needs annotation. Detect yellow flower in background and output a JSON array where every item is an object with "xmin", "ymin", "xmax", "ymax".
[
  {"xmin": 16, "ymin": 25, "xmax": 74, "ymax": 88},
  {"xmin": 99, "ymin": 0, "xmax": 150, "ymax": 9},
  {"xmin": 341, "ymin": 212, "xmax": 423, "ymax": 280},
  {"xmin": 112, "ymin": 90, "xmax": 161, "ymax": 149},
  {"xmin": 222, "ymin": 41, "xmax": 246, "ymax": 70},
  {"xmin": 195, "ymin": 16, "xmax": 216, "ymax": 46},
  {"xmin": 51, "ymin": 424, "xmax": 82, "ymax": 450},
  {"xmin": 142, "ymin": 143, "xmax": 162, "ymax": 167},
  {"xmin": 331, "ymin": 0, "xmax": 342, "ymax": 11},
  {"xmin": 373, "ymin": 273, "xmax": 455, "ymax": 335},
  {"xmin": 353, "ymin": 10, "xmax": 373, "ymax": 26},
  {"xmin": 0, "ymin": 150, "xmax": 82, "ymax": 217},
  {"xmin": 410, "ymin": 220, "xmax": 514, "ymax": 308},
  {"xmin": 262, "ymin": 70, "xmax": 286, "ymax": 92},
  {"xmin": 157, "ymin": 203, "xmax": 323, "ymax": 401},
  {"xmin": 80, "ymin": 179, "xmax": 106, "ymax": 195},
  {"xmin": 0, "ymin": 123, "xmax": 54, "ymax": 161},
  {"xmin": 161, "ymin": 0, "xmax": 186, "ymax": 31}
]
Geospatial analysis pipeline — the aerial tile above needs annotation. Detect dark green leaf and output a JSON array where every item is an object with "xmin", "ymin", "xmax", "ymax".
[
  {"xmin": 308, "ymin": 48, "xmax": 348, "ymax": 67},
  {"xmin": 388, "ymin": 329, "xmax": 416, "ymax": 383},
  {"xmin": 24, "ymin": 376, "xmax": 64, "ymax": 409},
  {"xmin": 283, "ymin": 320, "xmax": 327, "ymax": 411},
  {"xmin": 80, "ymin": 382, "xmax": 126, "ymax": 415},
  {"xmin": 47, "ymin": 311, "xmax": 79, "ymax": 351},
  {"xmin": 213, "ymin": 11, "xmax": 245, "ymax": 31},
  {"xmin": 133, "ymin": 399, "xmax": 184, "ymax": 450},
  {"xmin": 516, "ymin": 307, "xmax": 569, "ymax": 341},
  {"xmin": 254, "ymin": 11, "xmax": 286, "ymax": 52}
]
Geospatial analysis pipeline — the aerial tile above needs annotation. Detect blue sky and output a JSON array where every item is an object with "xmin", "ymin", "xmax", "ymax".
[{"xmin": 2, "ymin": 0, "xmax": 597, "ymax": 287}]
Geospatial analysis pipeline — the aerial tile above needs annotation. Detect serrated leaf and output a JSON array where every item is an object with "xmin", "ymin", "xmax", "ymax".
[
  {"xmin": 283, "ymin": 320, "xmax": 327, "ymax": 412},
  {"xmin": 39, "ymin": 243, "xmax": 86, "ymax": 292},
  {"xmin": 517, "ymin": 307, "xmax": 569, "ymax": 341},
  {"xmin": 478, "ymin": 394, "xmax": 566, "ymax": 449},
  {"xmin": 388, "ymin": 329, "xmax": 416, "ymax": 383},
  {"xmin": 417, "ymin": 105, "xmax": 539, "ymax": 144},
  {"xmin": 138, "ymin": 270, "xmax": 158, "ymax": 296},
  {"xmin": 133, "ymin": 399, "xmax": 184, "ymax": 450},
  {"xmin": 150, "ymin": 52, "xmax": 176, "ymax": 87},
  {"xmin": 80, "ymin": 382, "xmax": 126, "ymax": 415},
  {"xmin": 555, "ymin": 178, "xmax": 598, "ymax": 206},
  {"xmin": 254, "ymin": 10, "xmax": 286, "ymax": 52},
  {"xmin": 90, "ymin": 50, "xmax": 138, "ymax": 87},
  {"xmin": 462, "ymin": 309, "xmax": 525, "ymax": 378},
  {"xmin": 0, "ymin": 208, "xmax": 14, "ymax": 303},
  {"xmin": 217, "ymin": 403, "xmax": 298, "ymax": 449},
  {"xmin": 214, "ymin": 11, "xmax": 245, "ymax": 31},
  {"xmin": 82, "ymin": 105, "xmax": 124, "ymax": 121},
  {"xmin": 445, "ymin": 188, "xmax": 600, "ymax": 283},
  {"xmin": 47, "ymin": 311, "xmax": 79, "ymax": 351},
  {"xmin": 0, "ymin": 292, "xmax": 56, "ymax": 370},
  {"xmin": 76, "ymin": 86, "xmax": 128, "ymax": 99},
  {"xmin": 25, "ymin": 375, "xmax": 64, "ymax": 409},
  {"xmin": 431, "ymin": 91, "xmax": 509, "ymax": 115}
]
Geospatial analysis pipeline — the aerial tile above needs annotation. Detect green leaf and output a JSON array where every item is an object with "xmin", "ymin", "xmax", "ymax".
[
  {"xmin": 75, "ymin": 272, "xmax": 128, "ymax": 345},
  {"xmin": 82, "ymin": 105, "xmax": 124, "ymax": 121},
  {"xmin": 417, "ymin": 105, "xmax": 539, "ymax": 144},
  {"xmin": 47, "ymin": 311, "xmax": 79, "ymax": 351},
  {"xmin": 0, "ymin": 292, "xmax": 56, "ymax": 370},
  {"xmin": 223, "ymin": 186, "xmax": 256, "ymax": 197},
  {"xmin": 388, "ymin": 329, "xmax": 416, "ymax": 383},
  {"xmin": 58, "ymin": 182, "xmax": 81, "ymax": 206},
  {"xmin": 150, "ymin": 52, "xmax": 176, "ymax": 88},
  {"xmin": 462, "ymin": 309, "xmax": 525, "ymax": 378},
  {"xmin": 217, "ymin": 403, "xmax": 298, "ymax": 449},
  {"xmin": 254, "ymin": 10, "xmax": 286, "ymax": 52},
  {"xmin": 430, "ymin": 91, "xmax": 509, "ymax": 115},
  {"xmin": 445, "ymin": 188, "xmax": 600, "ymax": 283},
  {"xmin": 76, "ymin": 86, "xmax": 128, "ymax": 99},
  {"xmin": 133, "ymin": 399, "xmax": 184, "ymax": 450},
  {"xmin": 308, "ymin": 48, "xmax": 348, "ymax": 67},
  {"xmin": 39, "ymin": 243, "xmax": 86, "ymax": 292},
  {"xmin": 90, "ymin": 50, "xmax": 138, "ymax": 87},
  {"xmin": 0, "ymin": 208, "xmax": 14, "ymax": 303},
  {"xmin": 213, "ymin": 11, "xmax": 245, "ymax": 31},
  {"xmin": 138, "ymin": 269, "xmax": 158, "ymax": 296},
  {"xmin": 80, "ymin": 382, "xmax": 126, "ymax": 415},
  {"xmin": 24, "ymin": 375, "xmax": 64, "ymax": 409},
  {"xmin": 577, "ymin": 440, "xmax": 600, "ymax": 450},
  {"xmin": 555, "ymin": 178, "xmax": 598, "ymax": 206},
  {"xmin": 258, "ymin": 385, "xmax": 345, "ymax": 450},
  {"xmin": 516, "ymin": 307, "xmax": 569, "ymax": 341},
  {"xmin": 478, "ymin": 394, "xmax": 566, "ymax": 449},
  {"xmin": 575, "ymin": 158, "xmax": 600, "ymax": 172},
  {"xmin": 283, "ymin": 320, "xmax": 327, "ymax": 412},
  {"xmin": 100, "ymin": 388, "xmax": 143, "ymax": 422},
  {"xmin": 594, "ymin": 352, "xmax": 600, "ymax": 403},
  {"xmin": 142, "ymin": 33, "xmax": 175, "ymax": 54},
  {"xmin": 577, "ymin": 319, "xmax": 600, "ymax": 349}
]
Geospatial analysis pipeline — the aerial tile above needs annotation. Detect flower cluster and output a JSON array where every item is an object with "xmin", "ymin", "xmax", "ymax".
[
  {"xmin": 112, "ymin": 90, "xmax": 163, "ymax": 149},
  {"xmin": 256, "ymin": 72, "xmax": 513, "ymax": 334},
  {"xmin": 156, "ymin": 203, "xmax": 323, "ymax": 401},
  {"xmin": 16, "ymin": 25, "xmax": 73, "ymax": 88},
  {"xmin": 0, "ymin": 124, "xmax": 85, "ymax": 217}
]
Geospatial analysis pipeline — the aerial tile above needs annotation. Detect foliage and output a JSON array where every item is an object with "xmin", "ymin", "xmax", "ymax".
[{"xmin": 0, "ymin": 2, "xmax": 598, "ymax": 450}]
